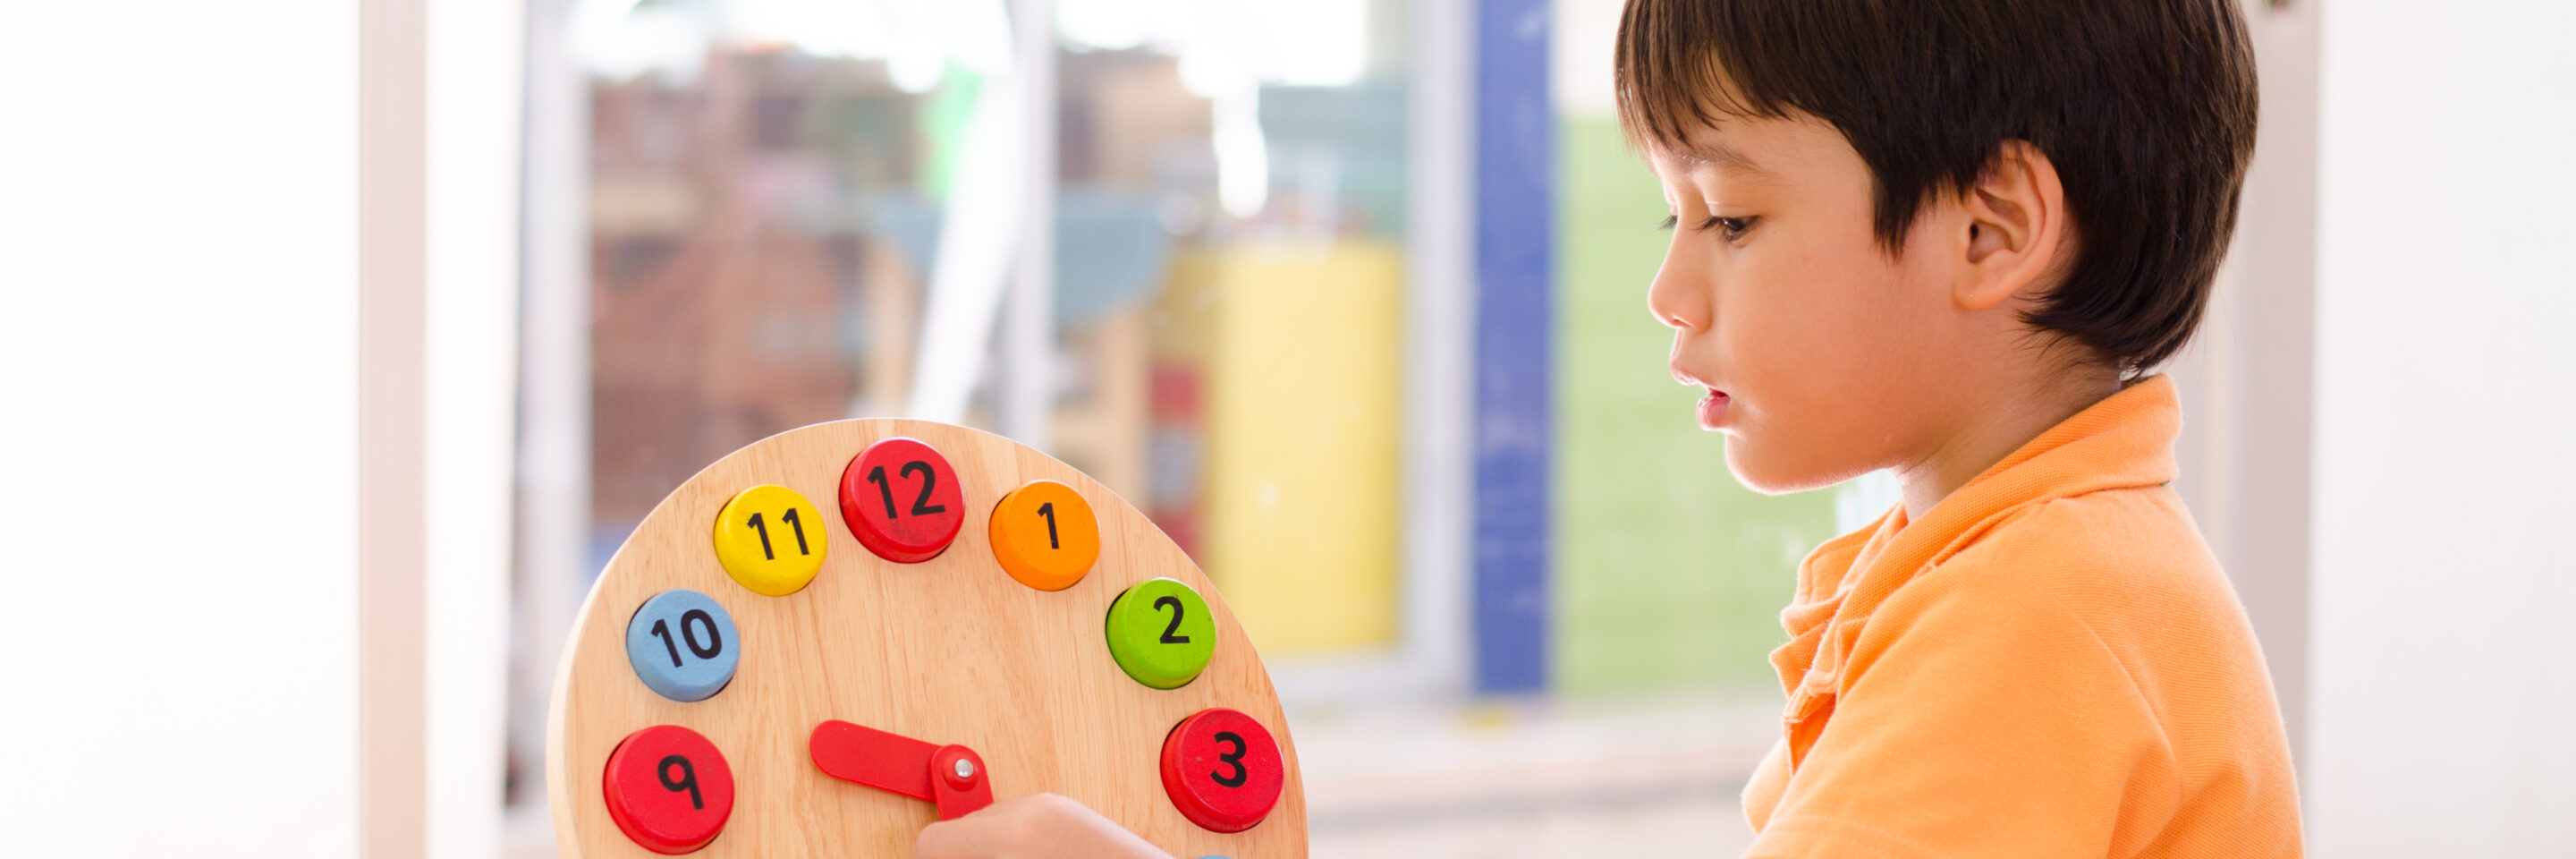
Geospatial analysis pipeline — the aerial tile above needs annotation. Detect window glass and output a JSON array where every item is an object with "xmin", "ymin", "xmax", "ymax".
[
  {"xmin": 1047, "ymin": 0, "xmax": 1410, "ymax": 657},
  {"xmin": 578, "ymin": 1, "xmax": 1019, "ymax": 556}
]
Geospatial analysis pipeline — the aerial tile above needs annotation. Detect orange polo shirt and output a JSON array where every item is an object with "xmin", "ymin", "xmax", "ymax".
[{"xmin": 1741, "ymin": 376, "xmax": 2301, "ymax": 858}]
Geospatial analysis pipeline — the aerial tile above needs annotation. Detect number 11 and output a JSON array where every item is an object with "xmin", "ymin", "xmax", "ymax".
[{"xmin": 746, "ymin": 509, "xmax": 811, "ymax": 560}]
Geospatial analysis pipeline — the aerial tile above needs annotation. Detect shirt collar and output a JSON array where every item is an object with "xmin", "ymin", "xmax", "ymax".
[{"xmin": 1772, "ymin": 374, "xmax": 2185, "ymax": 702}]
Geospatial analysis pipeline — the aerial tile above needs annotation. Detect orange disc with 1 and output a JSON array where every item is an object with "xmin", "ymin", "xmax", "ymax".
[
  {"xmin": 987, "ymin": 480, "xmax": 1098, "ymax": 591},
  {"xmin": 840, "ymin": 437, "xmax": 966, "ymax": 563}
]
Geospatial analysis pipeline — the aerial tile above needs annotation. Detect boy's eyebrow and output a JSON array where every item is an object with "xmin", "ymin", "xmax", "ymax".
[{"xmin": 1676, "ymin": 139, "xmax": 1767, "ymax": 176}]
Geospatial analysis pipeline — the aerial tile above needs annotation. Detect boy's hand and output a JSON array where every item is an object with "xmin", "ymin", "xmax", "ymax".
[{"xmin": 912, "ymin": 794, "xmax": 1177, "ymax": 859}]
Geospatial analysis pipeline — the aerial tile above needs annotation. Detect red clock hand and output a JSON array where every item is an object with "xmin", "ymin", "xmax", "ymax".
[
  {"xmin": 809, "ymin": 719, "xmax": 995, "ymax": 821},
  {"xmin": 811, "ymin": 720, "xmax": 935, "ymax": 798}
]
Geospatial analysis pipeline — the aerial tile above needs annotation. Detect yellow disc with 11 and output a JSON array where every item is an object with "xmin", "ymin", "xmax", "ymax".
[{"xmin": 713, "ymin": 484, "xmax": 828, "ymax": 596}]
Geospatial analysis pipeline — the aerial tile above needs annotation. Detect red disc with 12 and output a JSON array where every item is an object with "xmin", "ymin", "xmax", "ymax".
[
  {"xmin": 1158, "ymin": 708, "xmax": 1284, "ymax": 833},
  {"xmin": 603, "ymin": 725, "xmax": 735, "ymax": 854},
  {"xmin": 840, "ymin": 437, "xmax": 966, "ymax": 563}
]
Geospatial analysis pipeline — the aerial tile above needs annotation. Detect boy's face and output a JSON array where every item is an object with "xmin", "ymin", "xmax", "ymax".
[{"xmin": 1645, "ymin": 115, "xmax": 1979, "ymax": 494}]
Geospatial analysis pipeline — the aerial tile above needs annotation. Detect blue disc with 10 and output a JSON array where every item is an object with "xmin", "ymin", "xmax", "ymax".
[{"xmin": 625, "ymin": 589, "xmax": 741, "ymax": 702}]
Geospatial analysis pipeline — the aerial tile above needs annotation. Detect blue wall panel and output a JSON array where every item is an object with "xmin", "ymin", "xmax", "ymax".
[{"xmin": 1472, "ymin": 0, "xmax": 1555, "ymax": 694}]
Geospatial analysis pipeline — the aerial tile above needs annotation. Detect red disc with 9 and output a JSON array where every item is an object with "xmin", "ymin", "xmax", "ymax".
[
  {"xmin": 1159, "ymin": 708, "xmax": 1284, "ymax": 832},
  {"xmin": 840, "ymin": 437, "xmax": 966, "ymax": 563},
  {"xmin": 603, "ymin": 725, "xmax": 735, "ymax": 854}
]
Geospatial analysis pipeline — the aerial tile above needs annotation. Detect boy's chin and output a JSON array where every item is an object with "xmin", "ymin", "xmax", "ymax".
[{"xmin": 1722, "ymin": 437, "xmax": 1874, "ymax": 497}]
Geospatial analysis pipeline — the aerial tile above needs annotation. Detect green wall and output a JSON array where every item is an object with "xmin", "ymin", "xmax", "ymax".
[{"xmin": 1552, "ymin": 117, "xmax": 1840, "ymax": 696}]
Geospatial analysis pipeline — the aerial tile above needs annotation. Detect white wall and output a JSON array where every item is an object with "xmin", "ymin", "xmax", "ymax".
[
  {"xmin": 0, "ymin": 3, "xmax": 520, "ymax": 855},
  {"xmin": 427, "ymin": 1, "xmax": 526, "ymax": 856},
  {"xmin": 2309, "ymin": 1, "xmax": 2576, "ymax": 854},
  {"xmin": 0, "ymin": 2, "xmax": 360, "ymax": 855}
]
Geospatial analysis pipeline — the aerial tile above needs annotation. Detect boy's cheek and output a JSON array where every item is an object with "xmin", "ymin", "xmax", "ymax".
[
  {"xmin": 1705, "ymin": 240, "xmax": 1940, "ymax": 491},
  {"xmin": 1715, "ymin": 328, "xmax": 1893, "ymax": 491},
  {"xmin": 1722, "ymin": 397, "xmax": 1890, "ymax": 493}
]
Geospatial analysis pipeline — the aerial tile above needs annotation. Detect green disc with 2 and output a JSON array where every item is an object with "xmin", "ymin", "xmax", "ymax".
[{"xmin": 1104, "ymin": 578, "xmax": 1217, "ymax": 689}]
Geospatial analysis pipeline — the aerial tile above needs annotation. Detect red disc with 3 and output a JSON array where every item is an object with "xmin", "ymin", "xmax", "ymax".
[
  {"xmin": 1159, "ymin": 708, "xmax": 1285, "ymax": 832},
  {"xmin": 603, "ymin": 725, "xmax": 735, "ymax": 854},
  {"xmin": 840, "ymin": 437, "xmax": 967, "ymax": 563}
]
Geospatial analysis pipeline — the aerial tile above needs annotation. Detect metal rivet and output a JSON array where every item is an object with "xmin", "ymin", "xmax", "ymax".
[{"xmin": 953, "ymin": 758, "xmax": 976, "ymax": 779}]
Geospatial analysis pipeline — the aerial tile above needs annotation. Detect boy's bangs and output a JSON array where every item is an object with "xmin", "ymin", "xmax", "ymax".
[{"xmin": 1612, "ymin": 0, "xmax": 1792, "ymax": 153}]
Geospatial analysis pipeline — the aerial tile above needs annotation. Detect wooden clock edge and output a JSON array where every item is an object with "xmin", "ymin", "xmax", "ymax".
[
  {"xmin": 544, "ymin": 418, "xmax": 1309, "ymax": 858},
  {"xmin": 542, "ymin": 416, "xmax": 812, "ymax": 858},
  {"xmin": 547, "ymin": 523, "xmax": 636, "ymax": 858}
]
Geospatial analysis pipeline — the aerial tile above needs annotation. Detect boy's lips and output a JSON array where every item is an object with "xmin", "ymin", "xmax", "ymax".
[{"xmin": 1697, "ymin": 388, "xmax": 1732, "ymax": 430}]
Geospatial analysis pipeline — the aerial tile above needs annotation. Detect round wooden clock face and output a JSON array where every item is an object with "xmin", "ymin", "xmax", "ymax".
[{"xmin": 548, "ymin": 420, "xmax": 1306, "ymax": 857}]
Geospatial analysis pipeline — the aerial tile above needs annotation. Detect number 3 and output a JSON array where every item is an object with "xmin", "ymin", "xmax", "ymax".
[{"xmin": 1209, "ymin": 731, "xmax": 1249, "ymax": 787}]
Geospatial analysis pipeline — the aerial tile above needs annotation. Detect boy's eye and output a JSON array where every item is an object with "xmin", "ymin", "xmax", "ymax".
[{"xmin": 1657, "ymin": 215, "xmax": 1758, "ymax": 240}]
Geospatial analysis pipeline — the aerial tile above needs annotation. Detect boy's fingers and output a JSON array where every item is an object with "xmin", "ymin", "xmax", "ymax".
[
  {"xmin": 913, "ymin": 795, "xmax": 1060, "ymax": 859},
  {"xmin": 911, "ymin": 807, "xmax": 1013, "ymax": 859},
  {"xmin": 911, "ymin": 794, "xmax": 1174, "ymax": 859}
]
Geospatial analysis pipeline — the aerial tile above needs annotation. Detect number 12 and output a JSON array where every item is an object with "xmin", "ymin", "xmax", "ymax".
[{"xmin": 866, "ymin": 461, "xmax": 948, "ymax": 520}]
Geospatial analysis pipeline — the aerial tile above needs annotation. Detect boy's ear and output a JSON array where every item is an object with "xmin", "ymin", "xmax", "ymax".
[{"xmin": 1953, "ymin": 140, "xmax": 2068, "ymax": 312}]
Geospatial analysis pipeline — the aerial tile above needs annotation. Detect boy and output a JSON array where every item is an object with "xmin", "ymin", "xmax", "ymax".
[{"xmin": 917, "ymin": 0, "xmax": 2300, "ymax": 855}]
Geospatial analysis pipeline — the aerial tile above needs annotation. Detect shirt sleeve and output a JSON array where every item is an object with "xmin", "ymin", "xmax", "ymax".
[{"xmin": 1744, "ymin": 554, "xmax": 2180, "ymax": 859}]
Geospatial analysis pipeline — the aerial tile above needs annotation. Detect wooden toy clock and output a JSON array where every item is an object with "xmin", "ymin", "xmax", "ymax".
[{"xmin": 547, "ymin": 420, "xmax": 1306, "ymax": 857}]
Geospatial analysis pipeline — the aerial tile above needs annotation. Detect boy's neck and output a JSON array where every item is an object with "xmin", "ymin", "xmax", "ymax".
[{"xmin": 1892, "ymin": 361, "xmax": 2124, "ymax": 522}]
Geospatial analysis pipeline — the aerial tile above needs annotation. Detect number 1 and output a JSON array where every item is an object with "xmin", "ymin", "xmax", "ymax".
[
  {"xmin": 746, "ymin": 512, "xmax": 774, "ymax": 560},
  {"xmin": 1036, "ymin": 502, "xmax": 1059, "ymax": 549},
  {"xmin": 867, "ymin": 465, "xmax": 899, "ymax": 519},
  {"xmin": 781, "ymin": 507, "xmax": 809, "ymax": 555},
  {"xmin": 650, "ymin": 618, "xmax": 683, "ymax": 667}
]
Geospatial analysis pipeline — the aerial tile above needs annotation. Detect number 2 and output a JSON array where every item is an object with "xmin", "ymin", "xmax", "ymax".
[
  {"xmin": 1209, "ymin": 731, "xmax": 1248, "ymax": 788},
  {"xmin": 1154, "ymin": 595, "xmax": 1191, "ymax": 644},
  {"xmin": 901, "ymin": 462, "xmax": 945, "ymax": 515}
]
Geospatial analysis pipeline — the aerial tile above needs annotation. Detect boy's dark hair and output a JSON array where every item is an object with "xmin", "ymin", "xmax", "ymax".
[{"xmin": 1615, "ymin": 0, "xmax": 2258, "ymax": 372}]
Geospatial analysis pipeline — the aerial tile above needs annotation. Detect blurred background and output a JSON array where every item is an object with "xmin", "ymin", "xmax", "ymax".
[{"xmin": 3, "ymin": 0, "xmax": 2571, "ymax": 856}]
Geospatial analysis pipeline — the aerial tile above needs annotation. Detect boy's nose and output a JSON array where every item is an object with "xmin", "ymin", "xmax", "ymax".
[{"xmin": 1646, "ymin": 253, "xmax": 1710, "ymax": 332}]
